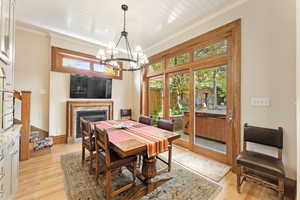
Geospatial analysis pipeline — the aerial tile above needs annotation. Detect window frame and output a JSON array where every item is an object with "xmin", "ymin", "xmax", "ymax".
[{"xmin": 51, "ymin": 47, "xmax": 123, "ymax": 80}]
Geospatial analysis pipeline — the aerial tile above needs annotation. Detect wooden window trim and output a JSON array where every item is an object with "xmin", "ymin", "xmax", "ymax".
[
  {"xmin": 146, "ymin": 60, "xmax": 165, "ymax": 77},
  {"xmin": 51, "ymin": 47, "xmax": 123, "ymax": 80},
  {"xmin": 141, "ymin": 19, "xmax": 241, "ymax": 167}
]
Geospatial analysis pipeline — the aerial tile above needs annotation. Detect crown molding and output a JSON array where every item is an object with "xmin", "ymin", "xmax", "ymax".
[
  {"xmin": 16, "ymin": 20, "xmax": 50, "ymax": 37},
  {"xmin": 144, "ymin": 0, "xmax": 249, "ymax": 55}
]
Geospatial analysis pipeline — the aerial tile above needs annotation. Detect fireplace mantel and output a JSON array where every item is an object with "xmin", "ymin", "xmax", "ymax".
[{"xmin": 66, "ymin": 101, "xmax": 113, "ymax": 143}]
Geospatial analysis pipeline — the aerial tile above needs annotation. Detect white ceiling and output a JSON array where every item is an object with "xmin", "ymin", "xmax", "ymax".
[{"xmin": 16, "ymin": 0, "xmax": 241, "ymax": 51}]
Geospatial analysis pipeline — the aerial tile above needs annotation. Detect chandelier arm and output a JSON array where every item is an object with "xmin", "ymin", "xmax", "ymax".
[
  {"xmin": 125, "ymin": 36, "xmax": 134, "ymax": 60},
  {"xmin": 115, "ymin": 34, "xmax": 123, "ymax": 48}
]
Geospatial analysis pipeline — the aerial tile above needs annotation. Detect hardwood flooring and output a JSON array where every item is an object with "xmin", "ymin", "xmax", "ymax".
[{"xmin": 16, "ymin": 144, "xmax": 295, "ymax": 200}]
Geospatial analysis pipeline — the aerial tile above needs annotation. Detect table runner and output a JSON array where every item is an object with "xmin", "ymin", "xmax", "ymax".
[{"xmin": 93, "ymin": 120, "xmax": 169, "ymax": 157}]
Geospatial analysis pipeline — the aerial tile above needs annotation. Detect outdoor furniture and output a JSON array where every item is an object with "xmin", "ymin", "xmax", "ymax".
[
  {"xmin": 80, "ymin": 119, "xmax": 96, "ymax": 173},
  {"xmin": 236, "ymin": 123, "xmax": 285, "ymax": 199},
  {"xmin": 157, "ymin": 119, "xmax": 174, "ymax": 172},
  {"xmin": 138, "ymin": 115, "xmax": 152, "ymax": 125},
  {"xmin": 120, "ymin": 109, "xmax": 132, "ymax": 120},
  {"xmin": 93, "ymin": 120, "xmax": 180, "ymax": 199},
  {"xmin": 95, "ymin": 127, "xmax": 137, "ymax": 200}
]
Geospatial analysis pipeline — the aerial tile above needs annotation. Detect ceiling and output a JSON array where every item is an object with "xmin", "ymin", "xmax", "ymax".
[{"xmin": 16, "ymin": 0, "xmax": 240, "ymax": 52}]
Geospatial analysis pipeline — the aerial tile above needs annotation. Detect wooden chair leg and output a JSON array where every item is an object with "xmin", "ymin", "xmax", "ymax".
[
  {"xmin": 278, "ymin": 178, "xmax": 284, "ymax": 200},
  {"xmin": 89, "ymin": 150, "xmax": 93, "ymax": 174},
  {"xmin": 105, "ymin": 170, "xmax": 112, "ymax": 200},
  {"xmin": 237, "ymin": 166, "xmax": 241, "ymax": 193},
  {"xmin": 168, "ymin": 144, "xmax": 172, "ymax": 172},
  {"xmin": 95, "ymin": 154, "xmax": 100, "ymax": 184},
  {"xmin": 82, "ymin": 146, "xmax": 85, "ymax": 167},
  {"xmin": 132, "ymin": 161, "xmax": 137, "ymax": 186},
  {"xmin": 137, "ymin": 155, "xmax": 142, "ymax": 168}
]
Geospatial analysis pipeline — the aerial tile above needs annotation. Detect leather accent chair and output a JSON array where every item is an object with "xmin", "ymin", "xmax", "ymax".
[
  {"xmin": 80, "ymin": 119, "xmax": 96, "ymax": 173},
  {"xmin": 138, "ymin": 115, "xmax": 152, "ymax": 125},
  {"xmin": 236, "ymin": 123, "xmax": 285, "ymax": 199},
  {"xmin": 95, "ymin": 127, "xmax": 137, "ymax": 200},
  {"xmin": 157, "ymin": 119, "xmax": 174, "ymax": 172},
  {"xmin": 120, "ymin": 109, "xmax": 132, "ymax": 120}
]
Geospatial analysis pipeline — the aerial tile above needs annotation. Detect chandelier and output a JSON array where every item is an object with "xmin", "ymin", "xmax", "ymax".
[{"xmin": 96, "ymin": 4, "xmax": 149, "ymax": 71}]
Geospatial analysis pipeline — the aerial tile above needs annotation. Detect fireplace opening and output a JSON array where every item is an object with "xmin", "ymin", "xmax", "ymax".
[{"xmin": 76, "ymin": 110, "xmax": 107, "ymax": 138}]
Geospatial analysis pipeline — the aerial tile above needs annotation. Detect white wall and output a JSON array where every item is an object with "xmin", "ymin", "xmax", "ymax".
[
  {"xmin": 49, "ymin": 71, "xmax": 134, "ymax": 136},
  {"xmin": 48, "ymin": 33, "xmax": 134, "ymax": 136},
  {"xmin": 140, "ymin": 0, "xmax": 297, "ymax": 179},
  {"xmin": 15, "ymin": 29, "xmax": 135, "ymax": 136},
  {"xmin": 15, "ymin": 28, "xmax": 50, "ymax": 131}
]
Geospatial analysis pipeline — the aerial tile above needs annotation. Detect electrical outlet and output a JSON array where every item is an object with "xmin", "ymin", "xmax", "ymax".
[{"xmin": 251, "ymin": 97, "xmax": 270, "ymax": 106}]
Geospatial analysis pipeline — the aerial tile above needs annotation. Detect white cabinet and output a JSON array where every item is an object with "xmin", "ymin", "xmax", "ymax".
[{"xmin": 0, "ymin": 125, "xmax": 21, "ymax": 200}]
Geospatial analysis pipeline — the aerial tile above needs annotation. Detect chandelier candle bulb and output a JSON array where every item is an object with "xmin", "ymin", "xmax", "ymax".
[{"xmin": 96, "ymin": 4, "xmax": 149, "ymax": 71}]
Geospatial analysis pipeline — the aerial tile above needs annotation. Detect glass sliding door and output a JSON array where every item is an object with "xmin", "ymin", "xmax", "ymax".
[
  {"xmin": 194, "ymin": 65, "xmax": 227, "ymax": 154},
  {"xmin": 148, "ymin": 77, "xmax": 164, "ymax": 125},
  {"xmin": 169, "ymin": 73, "xmax": 190, "ymax": 143}
]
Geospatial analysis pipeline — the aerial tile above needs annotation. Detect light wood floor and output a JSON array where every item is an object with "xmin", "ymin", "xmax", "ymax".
[{"xmin": 16, "ymin": 144, "xmax": 294, "ymax": 200}]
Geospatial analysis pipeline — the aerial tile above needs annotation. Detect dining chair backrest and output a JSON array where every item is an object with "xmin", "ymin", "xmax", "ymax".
[
  {"xmin": 157, "ymin": 119, "xmax": 174, "ymax": 132},
  {"xmin": 244, "ymin": 123, "xmax": 283, "ymax": 149},
  {"xmin": 95, "ymin": 127, "xmax": 111, "ymax": 166},
  {"xmin": 138, "ymin": 115, "xmax": 152, "ymax": 125},
  {"xmin": 120, "ymin": 109, "xmax": 132, "ymax": 120},
  {"xmin": 80, "ymin": 119, "xmax": 93, "ymax": 139},
  {"xmin": 243, "ymin": 123, "xmax": 283, "ymax": 159}
]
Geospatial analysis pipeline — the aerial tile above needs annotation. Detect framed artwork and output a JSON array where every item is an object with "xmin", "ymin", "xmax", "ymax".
[{"xmin": 0, "ymin": 0, "xmax": 15, "ymax": 65}]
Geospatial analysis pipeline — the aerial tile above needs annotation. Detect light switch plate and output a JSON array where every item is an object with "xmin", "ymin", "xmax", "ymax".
[{"xmin": 251, "ymin": 97, "xmax": 270, "ymax": 106}]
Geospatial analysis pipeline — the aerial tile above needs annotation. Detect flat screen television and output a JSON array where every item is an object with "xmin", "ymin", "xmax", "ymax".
[{"xmin": 70, "ymin": 75, "xmax": 112, "ymax": 99}]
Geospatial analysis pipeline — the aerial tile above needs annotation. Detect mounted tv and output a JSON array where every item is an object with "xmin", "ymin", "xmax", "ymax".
[{"xmin": 70, "ymin": 75, "xmax": 112, "ymax": 99}]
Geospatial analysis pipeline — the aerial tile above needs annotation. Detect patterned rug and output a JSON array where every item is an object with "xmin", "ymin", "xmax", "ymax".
[{"xmin": 61, "ymin": 152, "xmax": 222, "ymax": 200}]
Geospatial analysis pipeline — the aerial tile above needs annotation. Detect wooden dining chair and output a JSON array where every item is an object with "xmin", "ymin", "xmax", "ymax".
[
  {"xmin": 120, "ymin": 109, "xmax": 132, "ymax": 120},
  {"xmin": 95, "ymin": 127, "xmax": 137, "ymax": 200},
  {"xmin": 236, "ymin": 123, "xmax": 285, "ymax": 199},
  {"xmin": 157, "ymin": 119, "xmax": 174, "ymax": 172},
  {"xmin": 138, "ymin": 115, "xmax": 152, "ymax": 125},
  {"xmin": 80, "ymin": 119, "xmax": 96, "ymax": 173}
]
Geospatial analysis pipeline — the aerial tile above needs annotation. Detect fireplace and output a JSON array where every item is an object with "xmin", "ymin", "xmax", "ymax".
[
  {"xmin": 66, "ymin": 101, "xmax": 113, "ymax": 143},
  {"xmin": 76, "ymin": 110, "xmax": 107, "ymax": 138}
]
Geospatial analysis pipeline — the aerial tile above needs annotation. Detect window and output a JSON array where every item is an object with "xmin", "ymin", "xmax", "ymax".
[
  {"xmin": 52, "ymin": 47, "xmax": 122, "ymax": 79},
  {"xmin": 148, "ymin": 77, "xmax": 164, "ymax": 125},
  {"xmin": 168, "ymin": 52, "xmax": 190, "ymax": 67},
  {"xmin": 193, "ymin": 40, "xmax": 227, "ymax": 60},
  {"xmin": 93, "ymin": 63, "xmax": 117, "ymax": 75},
  {"xmin": 147, "ymin": 61, "xmax": 163, "ymax": 73},
  {"xmin": 62, "ymin": 57, "xmax": 90, "ymax": 70}
]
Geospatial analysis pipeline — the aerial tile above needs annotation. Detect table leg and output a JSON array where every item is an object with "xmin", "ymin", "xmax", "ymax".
[
  {"xmin": 123, "ymin": 154, "xmax": 172, "ymax": 200},
  {"xmin": 142, "ymin": 156, "xmax": 156, "ymax": 193}
]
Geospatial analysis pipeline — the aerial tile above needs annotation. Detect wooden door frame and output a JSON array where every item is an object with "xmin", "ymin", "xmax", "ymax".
[{"xmin": 141, "ymin": 19, "xmax": 241, "ymax": 166}]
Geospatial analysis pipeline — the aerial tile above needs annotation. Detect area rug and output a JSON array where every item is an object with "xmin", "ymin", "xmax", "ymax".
[
  {"xmin": 160, "ymin": 145, "xmax": 231, "ymax": 182},
  {"xmin": 61, "ymin": 152, "xmax": 222, "ymax": 200}
]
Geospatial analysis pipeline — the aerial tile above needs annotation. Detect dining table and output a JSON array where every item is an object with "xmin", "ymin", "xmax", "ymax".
[{"xmin": 92, "ymin": 120, "xmax": 180, "ymax": 199}]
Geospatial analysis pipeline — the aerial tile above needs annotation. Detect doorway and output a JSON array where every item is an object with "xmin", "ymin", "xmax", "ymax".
[{"xmin": 142, "ymin": 20, "xmax": 241, "ymax": 165}]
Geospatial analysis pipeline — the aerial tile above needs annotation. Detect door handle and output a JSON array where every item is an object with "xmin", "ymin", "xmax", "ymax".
[{"xmin": 226, "ymin": 112, "xmax": 233, "ymax": 127}]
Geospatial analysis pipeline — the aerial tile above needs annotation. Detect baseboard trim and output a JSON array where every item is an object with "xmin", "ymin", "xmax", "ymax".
[{"xmin": 52, "ymin": 135, "xmax": 67, "ymax": 144}]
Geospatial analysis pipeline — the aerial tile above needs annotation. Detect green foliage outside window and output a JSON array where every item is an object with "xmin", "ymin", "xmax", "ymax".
[
  {"xmin": 194, "ymin": 40, "xmax": 227, "ymax": 60},
  {"xmin": 195, "ymin": 65, "xmax": 227, "ymax": 109},
  {"xmin": 148, "ymin": 62, "xmax": 163, "ymax": 73},
  {"xmin": 169, "ymin": 74, "xmax": 190, "ymax": 116},
  {"xmin": 167, "ymin": 53, "xmax": 190, "ymax": 68}
]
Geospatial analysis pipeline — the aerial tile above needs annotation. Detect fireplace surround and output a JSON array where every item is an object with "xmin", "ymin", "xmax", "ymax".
[{"xmin": 66, "ymin": 101, "xmax": 113, "ymax": 143}]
